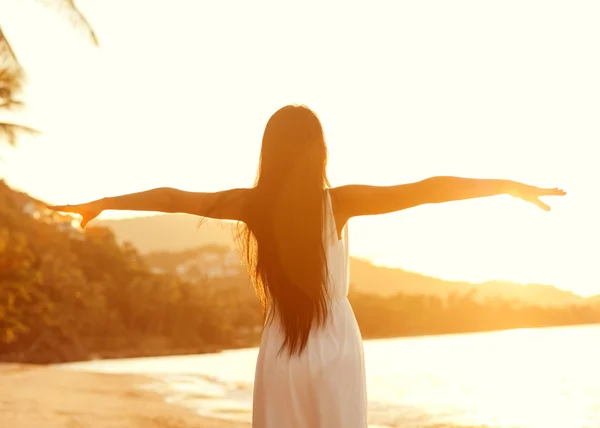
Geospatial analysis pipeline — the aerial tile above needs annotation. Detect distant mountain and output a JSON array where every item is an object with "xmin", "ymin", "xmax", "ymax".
[
  {"xmin": 588, "ymin": 294, "xmax": 600, "ymax": 304},
  {"xmin": 97, "ymin": 213, "xmax": 593, "ymax": 307},
  {"xmin": 349, "ymin": 258, "xmax": 585, "ymax": 306},
  {"xmin": 96, "ymin": 214, "xmax": 236, "ymax": 252}
]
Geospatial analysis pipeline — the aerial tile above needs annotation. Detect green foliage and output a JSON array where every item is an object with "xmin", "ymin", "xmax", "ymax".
[
  {"xmin": 0, "ymin": 228, "xmax": 46, "ymax": 344},
  {"xmin": 0, "ymin": 181, "xmax": 261, "ymax": 363}
]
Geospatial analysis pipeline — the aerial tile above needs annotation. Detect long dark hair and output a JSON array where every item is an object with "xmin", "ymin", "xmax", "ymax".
[{"xmin": 239, "ymin": 105, "xmax": 331, "ymax": 356}]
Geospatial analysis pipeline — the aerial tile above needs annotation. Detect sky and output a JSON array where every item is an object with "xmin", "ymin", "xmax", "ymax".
[{"xmin": 0, "ymin": 1, "xmax": 598, "ymax": 296}]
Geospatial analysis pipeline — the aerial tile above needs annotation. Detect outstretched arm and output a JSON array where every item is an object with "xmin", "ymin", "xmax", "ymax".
[
  {"xmin": 330, "ymin": 176, "xmax": 566, "ymax": 228},
  {"xmin": 48, "ymin": 187, "xmax": 249, "ymax": 228}
]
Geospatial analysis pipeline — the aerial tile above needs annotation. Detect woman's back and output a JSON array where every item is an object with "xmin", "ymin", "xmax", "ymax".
[{"xmin": 252, "ymin": 190, "xmax": 367, "ymax": 428}]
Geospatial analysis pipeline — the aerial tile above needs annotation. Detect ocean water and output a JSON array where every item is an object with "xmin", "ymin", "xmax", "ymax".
[{"xmin": 59, "ymin": 324, "xmax": 600, "ymax": 428}]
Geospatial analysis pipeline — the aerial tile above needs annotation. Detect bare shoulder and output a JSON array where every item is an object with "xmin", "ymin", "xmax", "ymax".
[
  {"xmin": 328, "ymin": 185, "xmax": 376, "ymax": 224},
  {"xmin": 208, "ymin": 187, "xmax": 253, "ymax": 221},
  {"xmin": 329, "ymin": 181, "xmax": 430, "ymax": 220},
  {"xmin": 328, "ymin": 186, "xmax": 356, "ymax": 234}
]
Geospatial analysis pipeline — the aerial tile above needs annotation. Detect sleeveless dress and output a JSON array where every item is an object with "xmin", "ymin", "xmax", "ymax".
[{"xmin": 252, "ymin": 190, "xmax": 368, "ymax": 428}]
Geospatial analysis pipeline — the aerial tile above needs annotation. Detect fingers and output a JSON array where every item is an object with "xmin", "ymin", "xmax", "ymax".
[
  {"xmin": 540, "ymin": 187, "xmax": 566, "ymax": 196},
  {"xmin": 531, "ymin": 197, "xmax": 551, "ymax": 211},
  {"xmin": 47, "ymin": 204, "xmax": 82, "ymax": 213},
  {"xmin": 46, "ymin": 204, "xmax": 93, "ymax": 228},
  {"xmin": 47, "ymin": 204, "xmax": 70, "ymax": 212}
]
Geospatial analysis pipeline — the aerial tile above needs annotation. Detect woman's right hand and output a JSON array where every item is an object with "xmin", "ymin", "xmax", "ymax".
[{"xmin": 47, "ymin": 200, "xmax": 104, "ymax": 228}]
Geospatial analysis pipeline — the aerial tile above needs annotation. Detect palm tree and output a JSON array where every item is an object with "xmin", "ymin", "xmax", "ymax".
[
  {"xmin": 0, "ymin": 0, "xmax": 98, "ymax": 145},
  {"xmin": 0, "ymin": 32, "xmax": 38, "ymax": 146}
]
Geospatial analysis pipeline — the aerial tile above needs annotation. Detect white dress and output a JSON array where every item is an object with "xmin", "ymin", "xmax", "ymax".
[{"xmin": 252, "ymin": 190, "xmax": 368, "ymax": 428}]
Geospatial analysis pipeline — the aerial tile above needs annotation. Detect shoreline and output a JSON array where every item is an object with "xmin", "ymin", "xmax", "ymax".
[
  {"xmin": 4, "ymin": 321, "xmax": 599, "ymax": 366},
  {"xmin": 0, "ymin": 363, "xmax": 249, "ymax": 428}
]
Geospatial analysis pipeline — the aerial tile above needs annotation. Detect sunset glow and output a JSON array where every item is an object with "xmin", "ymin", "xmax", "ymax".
[{"xmin": 1, "ymin": 0, "xmax": 597, "ymax": 295}]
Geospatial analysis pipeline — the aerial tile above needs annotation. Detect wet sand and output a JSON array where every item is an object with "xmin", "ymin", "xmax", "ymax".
[{"xmin": 0, "ymin": 363, "xmax": 249, "ymax": 428}]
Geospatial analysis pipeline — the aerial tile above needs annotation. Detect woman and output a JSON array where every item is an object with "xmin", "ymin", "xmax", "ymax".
[{"xmin": 49, "ymin": 104, "xmax": 566, "ymax": 428}]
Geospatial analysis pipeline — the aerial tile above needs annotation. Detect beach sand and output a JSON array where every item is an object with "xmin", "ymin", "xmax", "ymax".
[{"xmin": 0, "ymin": 363, "xmax": 249, "ymax": 428}]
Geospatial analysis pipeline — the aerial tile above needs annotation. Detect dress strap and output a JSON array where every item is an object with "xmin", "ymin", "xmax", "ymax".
[{"xmin": 325, "ymin": 189, "xmax": 346, "ymax": 243}]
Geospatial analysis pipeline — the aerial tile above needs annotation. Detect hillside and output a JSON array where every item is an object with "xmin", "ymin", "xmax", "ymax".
[
  {"xmin": 0, "ymin": 180, "xmax": 262, "ymax": 363},
  {"xmin": 349, "ymin": 259, "xmax": 585, "ymax": 306},
  {"xmin": 96, "ymin": 213, "xmax": 591, "ymax": 307}
]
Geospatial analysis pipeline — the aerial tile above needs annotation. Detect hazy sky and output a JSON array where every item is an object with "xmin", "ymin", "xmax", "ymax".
[{"xmin": 1, "ymin": 1, "xmax": 598, "ymax": 296}]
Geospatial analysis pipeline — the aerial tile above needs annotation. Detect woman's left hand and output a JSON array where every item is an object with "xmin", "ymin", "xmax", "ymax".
[{"xmin": 509, "ymin": 182, "xmax": 566, "ymax": 211}]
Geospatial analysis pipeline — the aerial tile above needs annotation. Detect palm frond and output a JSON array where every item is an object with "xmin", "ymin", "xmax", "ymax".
[
  {"xmin": 35, "ymin": 0, "xmax": 99, "ymax": 46},
  {"xmin": 0, "ymin": 27, "xmax": 23, "ymax": 73},
  {"xmin": 0, "ymin": 99, "xmax": 24, "ymax": 110},
  {"xmin": 0, "ymin": 28, "xmax": 29, "ymax": 148},
  {"xmin": 0, "ymin": 64, "xmax": 24, "ymax": 97},
  {"xmin": 0, "ymin": 58, "xmax": 25, "ymax": 114},
  {"xmin": 0, "ymin": 122, "xmax": 40, "ymax": 146},
  {"xmin": 0, "ymin": 2, "xmax": 97, "ymax": 148}
]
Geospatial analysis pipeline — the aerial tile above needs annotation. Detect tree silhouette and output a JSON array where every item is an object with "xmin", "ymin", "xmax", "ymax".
[{"xmin": 0, "ymin": 1, "xmax": 97, "ymax": 146}]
